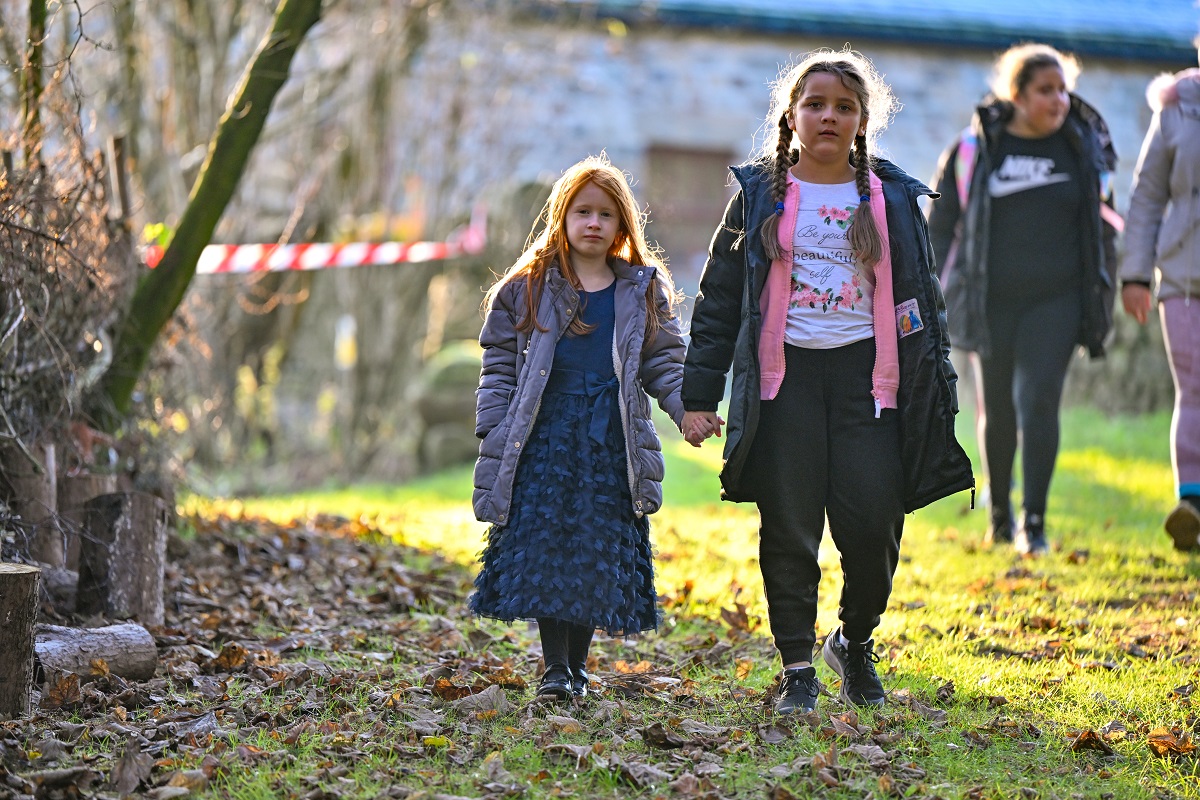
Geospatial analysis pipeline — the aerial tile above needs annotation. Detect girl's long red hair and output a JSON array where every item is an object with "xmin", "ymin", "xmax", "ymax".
[{"xmin": 485, "ymin": 154, "xmax": 677, "ymax": 341}]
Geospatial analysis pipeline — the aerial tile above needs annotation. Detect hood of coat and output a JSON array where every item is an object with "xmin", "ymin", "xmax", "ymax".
[
  {"xmin": 546, "ymin": 258, "xmax": 657, "ymax": 296},
  {"xmin": 730, "ymin": 157, "xmax": 934, "ymax": 202},
  {"xmin": 973, "ymin": 92, "xmax": 1117, "ymax": 171},
  {"xmin": 1147, "ymin": 68, "xmax": 1200, "ymax": 112}
]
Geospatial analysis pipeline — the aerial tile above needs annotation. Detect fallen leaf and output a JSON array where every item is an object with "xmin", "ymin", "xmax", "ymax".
[
  {"xmin": 1147, "ymin": 726, "xmax": 1197, "ymax": 758},
  {"xmin": 110, "ymin": 738, "xmax": 152, "ymax": 795},
  {"xmin": 720, "ymin": 602, "xmax": 750, "ymax": 632},
  {"xmin": 211, "ymin": 642, "xmax": 248, "ymax": 671},
  {"xmin": 547, "ymin": 715, "xmax": 583, "ymax": 734},
  {"xmin": 1068, "ymin": 729, "xmax": 1115, "ymax": 756},
  {"xmin": 167, "ymin": 770, "xmax": 210, "ymax": 791},
  {"xmin": 640, "ymin": 721, "xmax": 688, "ymax": 749},
  {"xmin": 755, "ymin": 722, "xmax": 790, "ymax": 745},
  {"xmin": 610, "ymin": 756, "xmax": 670, "ymax": 787},
  {"xmin": 42, "ymin": 673, "xmax": 81, "ymax": 710},
  {"xmin": 432, "ymin": 677, "xmax": 473, "ymax": 701}
]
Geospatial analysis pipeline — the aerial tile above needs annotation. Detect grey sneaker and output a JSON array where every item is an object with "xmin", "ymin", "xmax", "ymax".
[
  {"xmin": 822, "ymin": 630, "xmax": 885, "ymax": 707},
  {"xmin": 774, "ymin": 666, "xmax": 820, "ymax": 714},
  {"xmin": 1014, "ymin": 513, "xmax": 1047, "ymax": 556},
  {"xmin": 1165, "ymin": 500, "xmax": 1200, "ymax": 552}
]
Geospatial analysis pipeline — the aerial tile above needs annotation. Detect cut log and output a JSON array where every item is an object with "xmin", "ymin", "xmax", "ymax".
[
  {"xmin": 58, "ymin": 473, "xmax": 118, "ymax": 572},
  {"xmin": 34, "ymin": 623, "xmax": 157, "ymax": 682},
  {"xmin": 0, "ymin": 563, "xmax": 41, "ymax": 718},
  {"xmin": 0, "ymin": 442, "xmax": 62, "ymax": 567},
  {"xmin": 77, "ymin": 492, "xmax": 169, "ymax": 626}
]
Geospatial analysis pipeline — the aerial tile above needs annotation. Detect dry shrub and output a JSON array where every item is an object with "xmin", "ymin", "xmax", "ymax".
[{"xmin": 0, "ymin": 87, "xmax": 136, "ymax": 468}]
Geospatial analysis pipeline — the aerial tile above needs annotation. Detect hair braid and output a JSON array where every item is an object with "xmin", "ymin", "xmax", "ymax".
[
  {"xmin": 847, "ymin": 133, "xmax": 882, "ymax": 273},
  {"xmin": 760, "ymin": 113, "xmax": 797, "ymax": 260}
]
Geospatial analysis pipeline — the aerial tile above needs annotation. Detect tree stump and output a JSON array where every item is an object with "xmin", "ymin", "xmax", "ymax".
[
  {"xmin": 0, "ymin": 442, "xmax": 62, "ymax": 567},
  {"xmin": 58, "ymin": 473, "xmax": 118, "ymax": 572},
  {"xmin": 34, "ymin": 623, "xmax": 157, "ymax": 682},
  {"xmin": 77, "ymin": 492, "xmax": 169, "ymax": 626},
  {"xmin": 0, "ymin": 563, "xmax": 42, "ymax": 719}
]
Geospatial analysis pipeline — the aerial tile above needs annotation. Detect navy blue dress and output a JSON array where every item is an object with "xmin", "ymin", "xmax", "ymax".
[{"xmin": 470, "ymin": 282, "xmax": 658, "ymax": 635}]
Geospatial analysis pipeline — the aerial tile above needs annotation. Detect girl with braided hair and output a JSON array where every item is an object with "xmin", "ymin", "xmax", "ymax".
[{"xmin": 682, "ymin": 49, "xmax": 973, "ymax": 714}]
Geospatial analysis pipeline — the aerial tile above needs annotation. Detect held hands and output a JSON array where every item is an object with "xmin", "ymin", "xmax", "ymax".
[
  {"xmin": 682, "ymin": 410, "xmax": 725, "ymax": 448},
  {"xmin": 1121, "ymin": 284, "xmax": 1153, "ymax": 325}
]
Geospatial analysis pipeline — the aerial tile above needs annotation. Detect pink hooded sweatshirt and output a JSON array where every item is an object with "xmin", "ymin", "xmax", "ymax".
[{"xmin": 756, "ymin": 170, "xmax": 900, "ymax": 417}]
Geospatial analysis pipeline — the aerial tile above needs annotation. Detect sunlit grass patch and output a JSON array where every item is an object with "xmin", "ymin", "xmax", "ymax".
[{"xmin": 171, "ymin": 406, "xmax": 1200, "ymax": 798}]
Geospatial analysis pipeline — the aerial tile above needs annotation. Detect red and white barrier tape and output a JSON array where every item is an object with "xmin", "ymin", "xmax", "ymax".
[{"xmin": 144, "ymin": 208, "xmax": 486, "ymax": 274}]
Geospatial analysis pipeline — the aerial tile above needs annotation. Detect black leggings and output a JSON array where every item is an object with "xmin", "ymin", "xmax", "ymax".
[
  {"xmin": 743, "ymin": 339, "xmax": 905, "ymax": 665},
  {"xmin": 975, "ymin": 291, "xmax": 1082, "ymax": 520},
  {"xmin": 537, "ymin": 617, "xmax": 593, "ymax": 672}
]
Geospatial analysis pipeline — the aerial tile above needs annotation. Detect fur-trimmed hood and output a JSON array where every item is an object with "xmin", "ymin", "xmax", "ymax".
[{"xmin": 1147, "ymin": 68, "xmax": 1200, "ymax": 111}]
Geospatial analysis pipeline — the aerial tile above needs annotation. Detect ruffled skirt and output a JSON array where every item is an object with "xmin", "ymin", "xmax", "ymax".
[{"xmin": 469, "ymin": 384, "xmax": 658, "ymax": 635}]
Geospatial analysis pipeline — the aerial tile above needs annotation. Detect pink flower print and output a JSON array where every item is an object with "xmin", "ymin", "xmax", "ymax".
[
  {"xmin": 790, "ymin": 278, "xmax": 823, "ymax": 309},
  {"xmin": 836, "ymin": 276, "xmax": 864, "ymax": 310}
]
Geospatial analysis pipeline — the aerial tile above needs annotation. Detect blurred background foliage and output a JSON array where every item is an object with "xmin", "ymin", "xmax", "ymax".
[{"xmin": 1, "ymin": 0, "xmax": 1193, "ymax": 499}]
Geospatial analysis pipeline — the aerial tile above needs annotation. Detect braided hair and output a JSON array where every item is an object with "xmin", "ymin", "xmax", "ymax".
[{"xmin": 756, "ymin": 50, "xmax": 897, "ymax": 269}]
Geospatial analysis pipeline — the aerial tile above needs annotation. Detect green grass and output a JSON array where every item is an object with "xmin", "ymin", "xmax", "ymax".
[{"xmin": 172, "ymin": 406, "xmax": 1200, "ymax": 798}]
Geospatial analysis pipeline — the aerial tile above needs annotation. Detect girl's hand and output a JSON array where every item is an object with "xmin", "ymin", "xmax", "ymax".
[
  {"xmin": 682, "ymin": 411, "xmax": 724, "ymax": 447},
  {"xmin": 1121, "ymin": 284, "xmax": 1152, "ymax": 325}
]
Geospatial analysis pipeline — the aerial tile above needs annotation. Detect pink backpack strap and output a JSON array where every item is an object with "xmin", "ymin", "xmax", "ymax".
[{"xmin": 954, "ymin": 127, "xmax": 976, "ymax": 209}]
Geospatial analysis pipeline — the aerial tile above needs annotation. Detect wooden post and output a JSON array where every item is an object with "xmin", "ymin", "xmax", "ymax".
[
  {"xmin": 107, "ymin": 135, "xmax": 132, "ymax": 223},
  {"xmin": 35, "ymin": 623, "xmax": 157, "ymax": 682},
  {"xmin": 0, "ymin": 564, "xmax": 42, "ymax": 719},
  {"xmin": 77, "ymin": 492, "xmax": 168, "ymax": 626},
  {"xmin": 0, "ymin": 442, "xmax": 62, "ymax": 567},
  {"xmin": 58, "ymin": 473, "xmax": 118, "ymax": 572}
]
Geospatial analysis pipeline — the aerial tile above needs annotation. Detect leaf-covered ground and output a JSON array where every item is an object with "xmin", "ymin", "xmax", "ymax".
[{"xmin": 3, "ymin": 408, "xmax": 1199, "ymax": 799}]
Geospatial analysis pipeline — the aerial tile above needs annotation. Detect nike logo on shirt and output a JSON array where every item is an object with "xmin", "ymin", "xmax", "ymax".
[{"xmin": 988, "ymin": 155, "xmax": 1071, "ymax": 198}]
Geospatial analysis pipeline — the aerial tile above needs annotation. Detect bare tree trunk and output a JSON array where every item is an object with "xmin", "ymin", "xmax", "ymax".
[
  {"xmin": 93, "ymin": 0, "xmax": 323, "ymax": 429},
  {"xmin": 21, "ymin": 0, "xmax": 46, "ymax": 166},
  {"xmin": 0, "ymin": 563, "xmax": 41, "ymax": 719},
  {"xmin": 35, "ymin": 623, "xmax": 157, "ymax": 682},
  {"xmin": 77, "ymin": 492, "xmax": 169, "ymax": 626}
]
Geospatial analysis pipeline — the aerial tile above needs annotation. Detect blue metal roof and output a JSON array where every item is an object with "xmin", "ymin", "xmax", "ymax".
[{"xmin": 550, "ymin": 0, "xmax": 1199, "ymax": 62}]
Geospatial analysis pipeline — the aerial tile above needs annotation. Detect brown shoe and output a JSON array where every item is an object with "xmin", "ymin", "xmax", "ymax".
[{"xmin": 1164, "ymin": 500, "xmax": 1200, "ymax": 551}]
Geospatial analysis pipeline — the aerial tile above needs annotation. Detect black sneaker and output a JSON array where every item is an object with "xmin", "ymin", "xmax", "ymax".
[
  {"xmin": 1165, "ymin": 499, "xmax": 1200, "ymax": 551},
  {"xmin": 774, "ymin": 666, "xmax": 820, "ymax": 714},
  {"xmin": 822, "ymin": 630, "xmax": 885, "ymax": 707},
  {"xmin": 536, "ymin": 663, "xmax": 573, "ymax": 701},
  {"xmin": 569, "ymin": 665, "xmax": 590, "ymax": 698},
  {"xmin": 1014, "ymin": 513, "xmax": 1048, "ymax": 556}
]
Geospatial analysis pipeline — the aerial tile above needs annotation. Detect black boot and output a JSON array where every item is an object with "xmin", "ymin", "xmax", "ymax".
[
  {"xmin": 536, "ymin": 663, "xmax": 573, "ymax": 701},
  {"xmin": 985, "ymin": 500, "xmax": 1014, "ymax": 546}
]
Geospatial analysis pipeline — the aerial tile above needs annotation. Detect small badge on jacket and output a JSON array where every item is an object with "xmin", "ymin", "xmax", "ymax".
[{"xmin": 895, "ymin": 299, "xmax": 924, "ymax": 338}]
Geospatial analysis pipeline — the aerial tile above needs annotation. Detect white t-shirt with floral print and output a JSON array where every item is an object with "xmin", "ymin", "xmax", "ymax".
[{"xmin": 784, "ymin": 177, "xmax": 875, "ymax": 350}]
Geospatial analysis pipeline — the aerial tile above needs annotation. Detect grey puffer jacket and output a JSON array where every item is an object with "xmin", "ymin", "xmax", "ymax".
[
  {"xmin": 473, "ymin": 259, "xmax": 686, "ymax": 525},
  {"xmin": 1120, "ymin": 68, "xmax": 1200, "ymax": 302}
]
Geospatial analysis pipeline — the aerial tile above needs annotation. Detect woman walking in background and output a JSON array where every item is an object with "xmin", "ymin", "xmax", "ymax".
[
  {"xmin": 1120, "ymin": 39, "xmax": 1200, "ymax": 551},
  {"xmin": 927, "ymin": 43, "xmax": 1119, "ymax": 556}
]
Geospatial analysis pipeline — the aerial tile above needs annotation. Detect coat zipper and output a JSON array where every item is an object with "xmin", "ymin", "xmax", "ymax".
[{"xmin": 613, "ymin": 319, "xmax": 639, "ymax": 517}]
